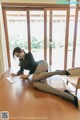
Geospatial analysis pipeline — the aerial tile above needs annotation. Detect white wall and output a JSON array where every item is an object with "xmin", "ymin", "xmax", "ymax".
[{"xmin": 0, "ymin": 2, "xmax": 8, "ymax": 76}]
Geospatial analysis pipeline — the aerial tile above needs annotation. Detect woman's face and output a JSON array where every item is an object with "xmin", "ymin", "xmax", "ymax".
[{"xmin": 15, "ymin": 51, "xmax": 24, "ymax": 59}]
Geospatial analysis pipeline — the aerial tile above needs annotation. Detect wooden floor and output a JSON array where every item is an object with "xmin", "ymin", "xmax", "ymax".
[{"xmin": 0, "ymin": 70, "xmax": 80, "ymax": 120}]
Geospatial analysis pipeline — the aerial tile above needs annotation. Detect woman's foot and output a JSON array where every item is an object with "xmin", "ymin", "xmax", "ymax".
[{"xmin": 64, "ymin": 90, "xmax": 80, "ymax": 111}]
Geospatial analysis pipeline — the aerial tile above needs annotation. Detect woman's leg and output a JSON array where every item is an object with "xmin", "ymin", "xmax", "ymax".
[
  {"xmin": 34, "ymin": 60, "xmax": 48, "ymax": 74},
  {"xmin": 32, "ymin": 60, "xmax": 49, "ymax": 82},
  {"xmin": 33, "ymin": 82, "xmax": 74, "ymax": 101},
  {"xmin": 32, "ymin": 71, "xmax": 59, "ymax": 82},
  {"xmin": 32, "ymin": 71, "xmax": 68, "ymax": 82},
  {"xmin": 32, "ymin": 60, "xmax": 68, "ymax": 82},
  {"xmin": 33, "ymin": 82, "xmax": 80, "ymax": 111}
]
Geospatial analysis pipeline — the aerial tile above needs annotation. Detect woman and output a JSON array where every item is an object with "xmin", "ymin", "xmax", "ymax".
[
  {"xmin": 11, "ymin": 47, "xmax": 49, "ymax": 81},
  {"xmin": 11, "ymin": 47, "xmax": 68, "ymax": 81},
  {"xmin": 11, "ymin": 47, "xmax": 80, "ymax": 111}
]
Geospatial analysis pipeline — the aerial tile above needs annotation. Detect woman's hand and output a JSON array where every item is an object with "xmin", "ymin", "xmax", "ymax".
[
  {"xmin": 20, "ymin": 75, "xmax": 29, "ymax": 80},
  {"xmin": 11, "ymin": 73, "xmax": 17, "ymax": 77}
]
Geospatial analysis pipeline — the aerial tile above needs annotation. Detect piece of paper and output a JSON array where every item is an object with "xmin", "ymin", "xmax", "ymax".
[{"xmin": 6, "ymin": 76, "xmax": 22, "ymax": 84}]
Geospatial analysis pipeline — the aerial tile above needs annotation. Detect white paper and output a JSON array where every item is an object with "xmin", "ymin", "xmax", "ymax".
[{"xmin": 6, "ymin": 76, "xmax": 22, "ymax": 84}]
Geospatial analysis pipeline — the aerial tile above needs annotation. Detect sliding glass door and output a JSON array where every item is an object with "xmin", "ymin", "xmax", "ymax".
[
  {"xmin": 5, "ymin": 9, "xmax": 45, "ymax": 69},
  {"xmin": 3, "ymin": 7, "xmax": 72, "ymax": 70},
  {"xmin": 6, "ymin": 10, "xmax": 28, "ymax": 71},
  {"xmin": 46, "ymin": 9, "xmax": 69, "ymax": 70}
]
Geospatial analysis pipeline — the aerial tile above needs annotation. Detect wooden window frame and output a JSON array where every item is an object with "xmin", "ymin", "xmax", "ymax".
[{"xmin": 72, "ymin": 4, "xmax": 79, "ymax": 67}]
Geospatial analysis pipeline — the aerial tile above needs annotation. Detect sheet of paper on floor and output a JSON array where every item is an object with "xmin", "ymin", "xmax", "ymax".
[{"xmin": 6, "ymin": 76, "xmax": 22, "ymax": 84}]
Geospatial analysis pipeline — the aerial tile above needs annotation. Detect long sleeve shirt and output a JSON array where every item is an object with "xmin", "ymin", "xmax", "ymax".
[{"xmin": 17, "ymin": 52, "xmax": 37, "ymax": 75}]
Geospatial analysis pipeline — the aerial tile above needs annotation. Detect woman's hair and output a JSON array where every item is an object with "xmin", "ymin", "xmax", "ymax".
[{"xmin": 13, "ymin": 47, "xmax": 22, "ymax": 58}]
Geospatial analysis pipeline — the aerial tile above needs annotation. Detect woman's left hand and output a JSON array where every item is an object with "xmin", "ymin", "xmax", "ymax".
[{"xmin": 20, "ymin": 75, "xmax": 28, "ymax": 80}]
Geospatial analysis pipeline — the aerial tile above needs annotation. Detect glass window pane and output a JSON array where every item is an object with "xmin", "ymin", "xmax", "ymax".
[
  {"xmin": 51, "ymin": 10, "xmax": 67, "ymax": 70},
  {"xmin": 30, "ymin": 11, "xmax": 44, "ymax": 61},
  {"xmin": 6, "ymin": 11, "xmax": 28, "ymax": 70}
]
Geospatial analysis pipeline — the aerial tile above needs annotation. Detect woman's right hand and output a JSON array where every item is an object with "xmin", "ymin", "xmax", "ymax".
[{"xmin": 11, "ymin": 73, "xmax": 17, "ymax": 77}]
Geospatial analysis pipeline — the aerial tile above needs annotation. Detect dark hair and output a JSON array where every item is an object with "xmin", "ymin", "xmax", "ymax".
[{"xmin": 13, "ymin": 47, "xmax": 22, "ymax": 58}]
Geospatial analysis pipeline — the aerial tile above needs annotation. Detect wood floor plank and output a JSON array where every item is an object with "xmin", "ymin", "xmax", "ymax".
[{"xmin": 0, "ymin": 70, "xmax": 80, "ymax": 120}]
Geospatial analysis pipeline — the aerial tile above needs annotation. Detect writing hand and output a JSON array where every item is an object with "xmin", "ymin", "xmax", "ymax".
[
  {"xmin": 20, "ymin": 75, "xmax": 29, "ymax": 80},
  {"xmin": 11, "ymin": 73, "xmax": 17, "ymax": 77}
]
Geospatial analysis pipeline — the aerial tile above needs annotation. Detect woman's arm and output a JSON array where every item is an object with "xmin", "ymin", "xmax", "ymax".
[{"xmin": 11, "ymin": 61, "xmax": 24, "ymax": 77}]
